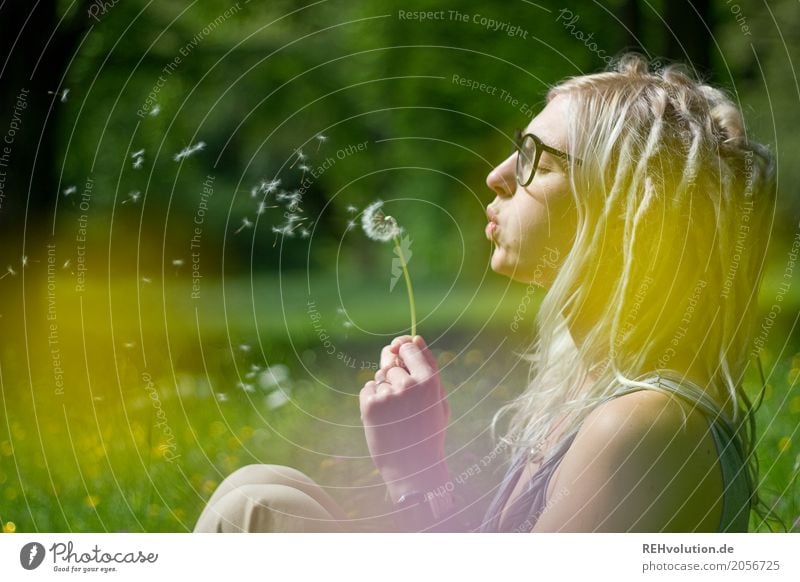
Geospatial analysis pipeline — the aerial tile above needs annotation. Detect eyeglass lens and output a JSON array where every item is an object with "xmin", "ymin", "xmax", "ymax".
[{"xmin": 516, "ymin": 134, "xmax": 537, "ymax": 185}]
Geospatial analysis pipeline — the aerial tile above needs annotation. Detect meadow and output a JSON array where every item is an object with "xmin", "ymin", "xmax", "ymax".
[{"xmin": 1, "ymin": 268, "xmax": 797, "ymax": 533}]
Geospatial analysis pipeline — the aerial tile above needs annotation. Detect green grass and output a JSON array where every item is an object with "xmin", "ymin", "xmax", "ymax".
[{"xmin": 0, "ymin": 274, "xmax": 797, "ymax": 533}]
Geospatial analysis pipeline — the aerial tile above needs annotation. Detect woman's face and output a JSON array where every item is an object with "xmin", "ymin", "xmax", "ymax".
[{"xmin": 485, "ymin": 94, "xmax": 578, "ymax": 287}]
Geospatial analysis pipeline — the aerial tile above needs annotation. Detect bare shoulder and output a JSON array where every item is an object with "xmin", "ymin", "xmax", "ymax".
[{"xmin": 532, "ymin": 389, "xmax": 723, "ymax": 532}]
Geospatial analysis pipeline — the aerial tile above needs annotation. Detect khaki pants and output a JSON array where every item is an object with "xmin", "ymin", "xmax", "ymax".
[{"xmin": 193, "ymin": 464, "xmax": 393, "ymax": 533}]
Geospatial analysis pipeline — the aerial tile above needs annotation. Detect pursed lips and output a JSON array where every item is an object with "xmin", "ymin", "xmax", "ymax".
[{"xmin": 485, "ymin": 206, "xmax": 499, "ymax": 240}]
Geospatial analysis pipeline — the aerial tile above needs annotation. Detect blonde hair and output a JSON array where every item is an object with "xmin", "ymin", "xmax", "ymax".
[{"xmin": 490, "ymin": 52, "xmax": 779, "ymax": 529}]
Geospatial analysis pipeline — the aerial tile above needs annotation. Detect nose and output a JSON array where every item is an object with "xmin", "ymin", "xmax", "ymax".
[{"xmin": 486, "ymin": 152, "xmax": 516, "ymax": 198}]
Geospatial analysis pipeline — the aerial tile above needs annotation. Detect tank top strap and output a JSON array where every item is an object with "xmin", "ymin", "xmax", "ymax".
[
  {"xmin": 601, "ymin": 372, "xmax": 736, "ymax": 432},
  {"xmin": 603, "ymin": 372, "xmax": 751, "ymax": 531}
]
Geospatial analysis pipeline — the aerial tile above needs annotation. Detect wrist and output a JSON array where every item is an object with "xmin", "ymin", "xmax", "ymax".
[{"xmin": 384, "ymin": 461, "xmax": 451, "ymax": 504}]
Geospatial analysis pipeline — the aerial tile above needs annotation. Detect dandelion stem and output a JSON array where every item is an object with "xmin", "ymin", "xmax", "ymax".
[{"xmin": 393, "ymin": 234, "xmax": 416, "ymax": 336}]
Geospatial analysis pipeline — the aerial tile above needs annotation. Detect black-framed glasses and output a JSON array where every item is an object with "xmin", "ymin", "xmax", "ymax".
[{"xmin": 513, "ymin": 128, "xmax": 582, "ymax": 187}]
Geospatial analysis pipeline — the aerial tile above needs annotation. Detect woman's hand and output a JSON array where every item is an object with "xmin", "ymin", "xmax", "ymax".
[{"xmin": 359, "ymin": 335, "xmax": 451, "ymax": 501}]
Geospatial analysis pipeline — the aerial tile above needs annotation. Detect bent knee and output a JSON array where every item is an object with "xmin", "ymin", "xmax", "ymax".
[
  {"xmin": 227, "ymin": 464, "xmax": 314, "ymax": 488},
  {"xmin": 197, "ymin": 483, "xmax": 343, "ymax": 533}
]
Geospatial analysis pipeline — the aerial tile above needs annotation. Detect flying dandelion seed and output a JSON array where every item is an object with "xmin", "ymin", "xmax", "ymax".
[
  {"xmin": 122, "ymin": 190, "xmax": 140, "ymax": 205},
  {"xmin": 299, "ymin": 227, "xmax": 310, "ymax": 238},
  {"xmin": 131, "ymin": 149, "xmax": 145, "ymax": 159},
  {"xmin": 239, "ymin": 344, "xmax": 251, "ymax": 352},
  {"xmin": 141, "ymin": 276, "xmax": 152, "ymax": 284},
  {"xmin": 272, "ymin": 225, "xmax": 295, "ymax": 247},
  {"xmin": 0, "ymin": 265, "xmax": 16, "ymax": 280},
  {"xmin": 289, "ymin": 148, "xmax": 306, "ymax": 168},
  {"xmin": 237, "ymin": 382, "xmax": 256, "ymax": 393},
  {"xmin": 171, "ymin": 259, "xmax": 184, "ymax": 267},
  {"xmin": 21, "ymin": 256, "xmax": 28, "ymax": 268},
  {"xmin": 346, "ymin": 205, "xmax": 358, "ymax": 214},
  {"xmin": 234, "ymin": 217, "xmax": 253, "ymax": 234},
  {"xmin": 361, "ymin": 199, "xmax": 417, "ymax": 335},
  {"xmin": 173, "ymin": 141, "xmax": 206, "ymax": 162},
  {"xmin": 63, "ymin": 185, "xmax": 76, "ymax": 196},
  {"xmin": 132, "ymin": 157, "xmax": 144, "ymax": 170},
  {"xmin": 343, "ymin": 321, "xmax": 353, "ymax": 329},
  {"xmin": 256, "ymin": 201, "xmax": 273, "ymax": 215},
  {"xmin": 149, "ymin": 104, "xmax": 161, "ymax": 116},
  {"xmin": 346, "ymin": 219, "xmax": 357, "ymax": 231},
  {"xmin": 123, "ymin": 341, "xmax": 135, "ymax": 349},
  {"xmin": 60, "ymin": 88, "xmax": 70, "ymax": 102},
  {"xmin": 315, "ymin": 134, "xmax": 328, "ymax": 151},
  {"xmin": 264, "ymin": 178, "xmax": 281, "ymax": 194},
  {"xmin": 62, "ymin": 259, "xmax": 71, "ymax": 269},
  {"xmin": 216, "ymin": 393, "xmax": 229, "ymax": 402}
]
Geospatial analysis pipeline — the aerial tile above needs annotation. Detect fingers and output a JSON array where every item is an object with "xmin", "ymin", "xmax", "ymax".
[
  {"xmin": 386, "ymin": 365, "xmax": 411, "ymax": 387},
  {"xmin": 388, "ymin": 336, "xmax": 414, "ymax": 354},
  {"xmin": 398, "ymin": 341, "xmax": 435, "ymax": 382},
  {"xmin": 360, "ymin": 380, "xmax": 387, "ymax": 416},
  {"xmin": 380, "ymin": 345, "xmax": 399, "ymax": 369},
  {"xmin": 411, "ymin": 335, "xmax": 438, "ymax": 371},
  {"xmin": 390, "ymin": 335, "xmax": 437, "ymax": 371}
]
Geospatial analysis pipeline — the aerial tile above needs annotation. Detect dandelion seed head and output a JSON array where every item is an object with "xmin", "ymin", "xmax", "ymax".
[{"xmin": 361, "ymin": 199, "xmax": 402, "ymax": 242}]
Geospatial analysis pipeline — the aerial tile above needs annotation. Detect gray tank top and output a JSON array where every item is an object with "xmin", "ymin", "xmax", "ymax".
[{"xmin": 478, "ymin": 375, "xmax": 752, "ymax": 532}]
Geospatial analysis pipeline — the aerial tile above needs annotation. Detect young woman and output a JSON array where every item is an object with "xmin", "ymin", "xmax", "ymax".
[{"xmin": 194, "ymin": 52, "xmax": 776, "ymax": 533}]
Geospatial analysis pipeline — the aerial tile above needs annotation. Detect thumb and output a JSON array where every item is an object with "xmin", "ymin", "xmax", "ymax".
[{"xmin": 412, "ymin": 335, "xmax": 438, "ymax": 371}]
